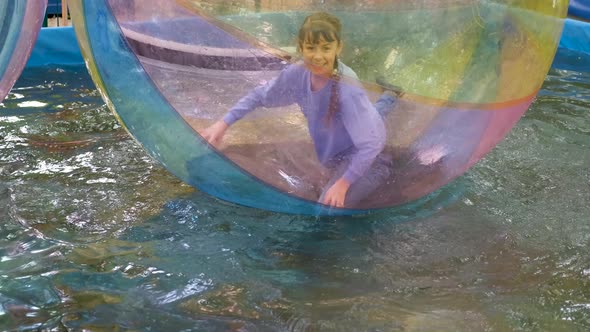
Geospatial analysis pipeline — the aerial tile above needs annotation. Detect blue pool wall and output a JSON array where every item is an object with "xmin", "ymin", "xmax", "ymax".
[{"xmin": 559, "ymin": 18, "xmax": 590, "ymax": 55}]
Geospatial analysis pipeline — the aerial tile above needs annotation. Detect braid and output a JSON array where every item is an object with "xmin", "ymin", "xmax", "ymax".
[
  {"xmin": 325, "ymin": 64, "xmax": 341, "ymax": 125},
  {"xmin": 297, "ymin": 12, "xmax": 343, "ymax": 125}
]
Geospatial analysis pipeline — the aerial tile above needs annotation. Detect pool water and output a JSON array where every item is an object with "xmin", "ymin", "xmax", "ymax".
[{"xmin": 0, "ymin": 48, "xmax": 589, "ymax": 330}]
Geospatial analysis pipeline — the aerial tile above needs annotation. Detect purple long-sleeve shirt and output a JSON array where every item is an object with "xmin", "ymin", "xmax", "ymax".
[{"xmin": 223, "ymin": 63, "xmax": 386, "ymax": 184}]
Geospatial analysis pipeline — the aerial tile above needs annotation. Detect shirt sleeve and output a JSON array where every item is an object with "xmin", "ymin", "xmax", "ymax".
[
  {"xmin": 223, "ymin": 65, "xmax": 299, "ymax": 125},
  {"xmin": 340, "ymin": 88, "xmax": 387, "ymax": 184}
]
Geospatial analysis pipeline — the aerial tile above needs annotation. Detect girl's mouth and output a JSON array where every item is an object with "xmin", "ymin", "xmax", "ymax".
[{"xmin": 309, "ymin": 63, "xmax": 327, "ymax": 73}]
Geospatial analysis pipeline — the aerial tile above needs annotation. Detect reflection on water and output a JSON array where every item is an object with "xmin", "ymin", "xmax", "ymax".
[{"xmin": 1, "ymin": 53, "xmax": 589, "ymax": 330}]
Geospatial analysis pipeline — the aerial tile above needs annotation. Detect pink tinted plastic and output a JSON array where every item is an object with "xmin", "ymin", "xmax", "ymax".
[{"xmin": 0, "ymin": 1, "xmax": 47, "ymax": 102}]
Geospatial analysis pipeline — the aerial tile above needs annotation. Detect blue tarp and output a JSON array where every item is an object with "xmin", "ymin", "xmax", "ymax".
[
  {"xmin": 26, "ymin": 27, "xmax": 84, "ymax": 67},
  {"xmin": 569, "ymin": 0, "xmax": 590, "ymax": 21},
  {"xmin": 46, "ymin": 0, "xmax": 62, "ymax": 15}
]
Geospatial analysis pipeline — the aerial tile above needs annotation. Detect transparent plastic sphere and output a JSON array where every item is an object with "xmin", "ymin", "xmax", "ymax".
[
  {"xmin": 69, "ymin": 0, "xmax": 568, "ymax": 215},
  {"xmin": 0, "ymin": 1, "xmax": 47, "ymax": 102}
]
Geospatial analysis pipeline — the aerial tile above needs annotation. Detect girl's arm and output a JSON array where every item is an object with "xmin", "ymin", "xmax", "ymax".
[
  {"xmin": 340, "ymin": 89, "xmax": 387, "ymax": 184},
  {"xmin": 321, "ymin": 89, "xmax": 386, "ymax": 207},
  {"xmin": 223, "ymin": 64, "xmax": 300, "ymax": 125},
  {"xmin": 202, "ymin": 65, "xmax": 300, "ymax": 146}
]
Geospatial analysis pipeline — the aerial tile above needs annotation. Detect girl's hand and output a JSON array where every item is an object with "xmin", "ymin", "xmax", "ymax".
[
  {"xmin": 322, "ymin": 178, "xmax": 351, "ymax": 208},
  {"xmin": 201, "ymin": 120, "xmax": 229, "ymax": 148}
]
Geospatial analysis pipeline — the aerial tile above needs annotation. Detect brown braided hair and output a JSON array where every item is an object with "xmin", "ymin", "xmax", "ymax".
[{"xmin": 297, "ymin": 12, "xmax": 342, "ymax": 124}]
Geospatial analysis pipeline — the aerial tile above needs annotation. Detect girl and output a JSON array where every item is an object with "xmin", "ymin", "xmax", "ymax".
[{"xmin": 202, "ymin": 12, "xmax": 397, "ymax": 208}]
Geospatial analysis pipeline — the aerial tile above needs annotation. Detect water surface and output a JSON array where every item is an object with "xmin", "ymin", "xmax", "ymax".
[{"xmin": 0, "ymin": 50, "xmax": 589, "ymax": 330}]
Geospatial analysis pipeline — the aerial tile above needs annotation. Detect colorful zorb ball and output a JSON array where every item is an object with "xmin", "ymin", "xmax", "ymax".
[
  {"xmin": 0, "ymin": 1, "xmax": 47, "ymax": 102},
  {"xmin": 69, "ymin": 0, "xmax": 568, "ymax": 215}
]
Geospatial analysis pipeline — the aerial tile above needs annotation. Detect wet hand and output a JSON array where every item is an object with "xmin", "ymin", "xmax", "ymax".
[
  {"xmin": 321, "ymin": 178, "xmax": 351, "ymax": 208},
  {"xmin": 201, "ymin": 120, "xmax": 229, "ymax": 148}
]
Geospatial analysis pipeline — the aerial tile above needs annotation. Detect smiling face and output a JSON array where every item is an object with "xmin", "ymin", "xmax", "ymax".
[
  {"xmin": 301, "ymin": 36, "xmax": 342, "ymax": 77},
  {"xmin": 297, "ymin": 13, "xmax": 343, "ymax": 78}
]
